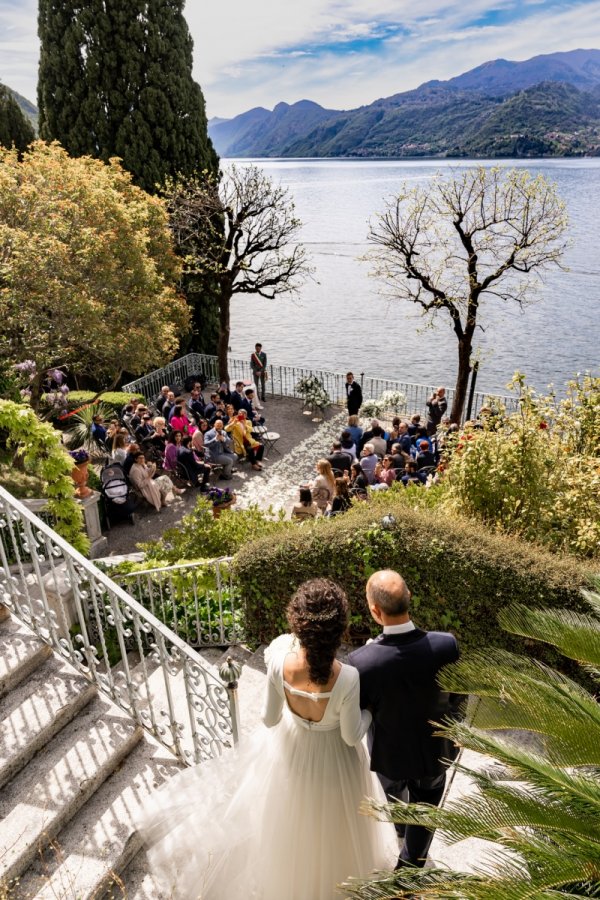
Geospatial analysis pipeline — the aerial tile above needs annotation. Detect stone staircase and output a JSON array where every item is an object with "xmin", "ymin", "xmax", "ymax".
[
  {"xmin": 0, "ymin": 598, "xmax": 271, "ymax": 900},
  {"xmin": 0, "ymin": 605, "xmax": 185, "ymax": 899}
]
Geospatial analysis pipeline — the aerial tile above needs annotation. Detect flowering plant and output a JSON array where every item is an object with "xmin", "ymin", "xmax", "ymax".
[
  {"xmin": 361, "ymin": 390, "xmax": 407, "ymax": 418},
  {"xmin": 295, "ymin": 375, "xmax": 331, "ymax": 410},
  {"xmin": 207, "ymin": 486, "xmax": 235, "ymax": 507},
  {"xmin": 69, "ymin": 448, "xmax": 90, "ymax": 465}
]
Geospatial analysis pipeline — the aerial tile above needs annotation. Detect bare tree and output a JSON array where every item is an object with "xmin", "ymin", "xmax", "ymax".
[
  {"xmin": 367, "ymin": 166, "xmax": 569, "ymax": 422},
  {"xmin": 166, "ymin": 165, "xmax": 311, "ymax": 382}
]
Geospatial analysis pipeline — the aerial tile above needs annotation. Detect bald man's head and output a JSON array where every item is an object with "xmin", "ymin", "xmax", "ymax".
[{"xmin": 366, "ymin": 570, "xmax": 411, "ymax": 619}]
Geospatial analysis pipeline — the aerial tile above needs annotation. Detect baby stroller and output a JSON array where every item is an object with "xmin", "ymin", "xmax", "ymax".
[{"xmin": 100, "ymin": 461, "xmax": 137, "ymax": 526}]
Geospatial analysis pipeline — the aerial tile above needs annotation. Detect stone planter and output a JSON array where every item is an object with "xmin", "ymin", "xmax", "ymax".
[
  {"xmin": 212, "ymin": 497, "xmax": 236, "ymax": 519},
  {"xmin": 71, "ymin": 461, "xmax": 93, "ymax": 499}
]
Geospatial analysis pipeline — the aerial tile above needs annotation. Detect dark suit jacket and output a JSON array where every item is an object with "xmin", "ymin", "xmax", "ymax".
[
  {"xmin": 348, "ymin": 628, "xmax": 460, "ymax": 780},
  {"xmin": 346, "ymin": 381, "xmax": 363, "ymax": 415}
]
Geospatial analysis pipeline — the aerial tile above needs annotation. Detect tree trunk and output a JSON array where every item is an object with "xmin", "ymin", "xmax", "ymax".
[
  {"xmin": 450, "ymin": 339, "xmax": 472, "ymax": 424},
  {"xmin": 217, "ymin": 290, "xmax": 231, "ymax": 384}
]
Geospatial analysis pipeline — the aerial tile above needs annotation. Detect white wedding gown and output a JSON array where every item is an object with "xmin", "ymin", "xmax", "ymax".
[{"xmin": 137, "ymin": 635, "xmax": 397, "ymax": 899}]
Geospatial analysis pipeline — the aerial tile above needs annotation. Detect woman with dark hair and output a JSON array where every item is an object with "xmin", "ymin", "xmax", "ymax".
[
  {"xmin": 291, "ymin": 486, "xmax": 318, "ymax": 520},
  {"xmin": 329, "ymin": 476, "xmax": 352, "ymax": 514},
  {"xmin": 348, "ymin": 460, "xmax": 369, "ymax": 498},
  {"xmin": 163, "ymin": 431, "xmax": 183, "ymax": 473},
  {"xmin": 137, "ymin": 579, "xmax": 396, "ymax": 898}
]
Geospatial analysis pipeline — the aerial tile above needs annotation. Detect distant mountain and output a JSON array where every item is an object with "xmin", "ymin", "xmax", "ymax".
[
  {"xmin": 6, "ymin": 87, "xmax": 38, "ymax": 132},
  {"xmin": 209, "ymin": 49, "xmax": 600, "ymax": 159}
]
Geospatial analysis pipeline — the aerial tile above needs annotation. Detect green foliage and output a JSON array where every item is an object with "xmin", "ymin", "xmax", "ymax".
[
  {"xmin": 0, "ymin": 142, "xmax": 189, "ymax": 409},
  {"xmin": 345, "ymin": 585, "xmax": 600, "ymax": 899},
  {"xmin": 109, "ymin": 557, "xmax": 244, "ymax": 646},
  {"xmin": 0, "ymin": 400, "xmax": 88, "ymax": 553},
  {"xmin": 140, "ymin": 495, "xmax": 290, "ymax": 564},
  {"xmin": 48, "ymin": 391, "xmax": 146, "ymax": 421},
  {"xmin": 37, "ymin": 0, "xmax": 217, "ymax": 193},
  {"xmin": 442, "ymin": 373, "xmax": 600, "ymax": 557},
  {"xmin": 0, "ymin": 84, "xmax": 35, "ymax": 153},
  {"xmin": 233, "ymin": 492, "xmax": 595, "ymax": 661},
  {"xmin": 66, "ymin": 402, "xmax": 112, "ymax": 450}
]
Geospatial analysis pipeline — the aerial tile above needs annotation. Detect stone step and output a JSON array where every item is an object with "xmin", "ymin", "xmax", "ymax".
[
  {"xmin": 0, "ymin": 694, "xmax": 143, "ymax": 890},
  {"xmin": 0, "ymin": 613, "xmax": 52, "ymax": 699},
  {"xmin": 112, "ymin": 851, "xmax": 171, "ymax": 900},
  {"xmin": 0, "ymin": 654, "xmax": 97, "ymax": 790},
  {"xmin": 18, "ymin": 736, "xmax": 182, "ymax": 900}
]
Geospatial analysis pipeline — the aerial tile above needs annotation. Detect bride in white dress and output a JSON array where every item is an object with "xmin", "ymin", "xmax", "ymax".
[{"xmin": 137, "ymin": 578, "xmax": 397, "ymax": 899}]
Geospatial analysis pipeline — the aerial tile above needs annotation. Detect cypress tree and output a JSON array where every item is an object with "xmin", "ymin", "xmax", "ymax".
[
  {"xmin": 38, "ymin": 0, "xmax": 218, "ymax": 192},
  {"xmin": 0, "ymin": 85, "xmax": 35, "ymax": 153}
]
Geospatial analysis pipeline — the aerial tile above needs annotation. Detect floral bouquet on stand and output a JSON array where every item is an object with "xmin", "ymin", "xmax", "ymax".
[{"xmin": 295, "ymin": 375, "xmax": 331, "ymax": 421}]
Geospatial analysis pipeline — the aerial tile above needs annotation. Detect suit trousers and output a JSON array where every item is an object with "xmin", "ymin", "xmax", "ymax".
[{"xmin": 378, "ymin": 771, "xmax": 446, "ymax": 867}]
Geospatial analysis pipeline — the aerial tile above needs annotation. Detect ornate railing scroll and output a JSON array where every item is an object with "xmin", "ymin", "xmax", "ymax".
[
  {"xmin": 0, "ymin": 486, "xmax": 238, "ymax": 765},
  {"xmin": 113, "ymin": 558, "xmax": 244, "ymax": 649},
  {"xmin": 122, "ymin": 352, "xmax": 518, "ymax": 423}
]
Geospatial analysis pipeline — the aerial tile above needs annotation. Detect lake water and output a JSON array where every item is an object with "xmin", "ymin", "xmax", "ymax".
[{"xmin": 226, "ymin": 158, "xmax": 600, "ymax": 396}]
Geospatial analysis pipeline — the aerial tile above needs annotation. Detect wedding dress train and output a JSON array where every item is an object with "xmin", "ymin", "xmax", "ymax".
[{"xmin": 137, "ymin": 634, "xmax": 397, "ymax": 899}]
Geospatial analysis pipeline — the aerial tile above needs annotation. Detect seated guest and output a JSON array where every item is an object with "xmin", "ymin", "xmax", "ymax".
[
  {"xmin": 339, "ymin": 430, "xmax": 358, "ymax": 461},
  {"xmin": 389, "ymin": 443, "xmax": 407, "ymax": 473},
  {"xmin": 111, "ymin": 432, "xmax": 129, "ymax": 464},
  {"xmin": 291, "ymin": 487, "xmax": 319, "ymax": 521},
  {"xmin": 203, "ymin": 392, "xmax": 220, "ymax": 422},
  {"xmin": 170, "ymin": 404, "xmax": 195, "ymax": 436},
  {"xmin": 369, "ymin": 425, "xmax": 387, "ymax": 459},
  {"xmin": 347, "ymin": 461, "xmax": 369, "ymax": 498},
  {"xmin": 415, "ymin": 439, "xmax": 436, "ymax": 470},
  {"xmin": 178, "ymin": 436, "xmax": 211, "ymax": 490},
  {"xmin": 310, "ymin": 459, "xmax": 336, "ymax": 514},
  {"xmin": 167, "ymin": 397, "xmax": 186, "ymax": 423},
  {"xmin": 162, "ymin": 391, "xmax": 177, "ymax": 422},
  {"xmin": 359, "ymin": 443, "xmax": 378, "ymax": 484},
  {"xmin": 128, "ymin": 451, "xmax": 184, "ymax": 510},
  {"xmin": 218, "ymin": 381, "xmax": 232, "ymax": 405},
  {"xmin": 394, "ymin": 422, "xmax": 413, "ymax": 459},
  {"xmin": 204, "ymin": 419, "xmax": 237, "ymax": 480},
  {"xmin": 385, "ymin": 417, "xmax": 402, "ymax": 451},
  {"xmin": 187, "ymin": 388, "xmax": 205, "ymax": 424},
  {"xmin": 329, "ymin": 477, "xmax": 351, "ymax": 515},
  {"xmin": 374, "ymin": 455, "xmax": 397, "ymax": 488},
  {"xmin": 129, "ymin": 404, "xmax": 149, "ymax": 432},
  {"xmin": 155, "ymin": 386, "xmax": 171, "ymax": 414},
  {"xmin": 143, "ymin": 417, "xmax": 168, "ymax": 459},
  {"xmin": 121, "ymin": 404, "xmax": 135, "ymax": 430},
  {"xmin": 91, "ymin": 414, "xmax": 107, "ymax": 444},
  {"xmin": 225, "ymin": 410, "xmax": 265, "ymax": 470},
  {"xmin": 401, "ymin": 459, "xmax": 425, "ymax": 486},
  {"xmin": 164, "ymin": 431, "xmax": 183, "ymax": 473},
  {"xmin": 346, "ymin": 415, "xmax": 363, "ymax": 450},
  {"xmin": 407, "ymin": 413, "xmax": 421, "ymax": 437},
  {"xmin": 241, "ymin": 388, "xmax": 265, "ymax": 426},
  {"xmin": 121, "ymin": 396, "xmax": 140, "ymax": 421},
  {"xmin": 327, "ymin": 441, "xmax": 352, "ymax": 476},
  {"xmin": 135, "ymin": 412, "xmax": 155, "ymax": 443},
  {"xmin": 208, "ymin": 398, "xmax": 228, "ymax": 426},
  {"xmin": 230, "ymin": 381, "xmax": 247, "ymax": 411},
  {"xmin": 123, "ymin": 443, "xmax": 141, "ymax": 478},
  {"xmin": 106, "ymin": 419, "xmax": 120, "ymax": 442},
  {"xmin": 191, "ymin": 419, "xmax": 209, "ymax": 454}
]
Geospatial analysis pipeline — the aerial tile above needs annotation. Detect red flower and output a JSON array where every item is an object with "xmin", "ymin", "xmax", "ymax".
[
  {"xmin": 539, "ymin": 421, "xmax": 548, "ymax": 430},
  {"xmin": 466, "ymin": 434, "xmax": 474, "ymax": 440}
]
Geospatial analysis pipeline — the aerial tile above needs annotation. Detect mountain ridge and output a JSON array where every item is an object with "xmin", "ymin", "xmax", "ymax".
[{"xmin": 209, "ymin": 48, "xmax": 600, "ymax": 159}]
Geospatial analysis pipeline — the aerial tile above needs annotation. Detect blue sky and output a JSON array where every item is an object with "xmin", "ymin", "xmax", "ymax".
[{"xmin": 2, "ymin": 0, "xmax": 600, "ymax": 118}]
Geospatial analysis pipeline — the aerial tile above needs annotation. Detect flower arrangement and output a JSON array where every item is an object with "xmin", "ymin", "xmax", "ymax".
[
  {"xmin": 69, "ymin": 448, "xmax": 90, "ymax": 465},
  {"xmin": 208, "ymin": 486, "xmax": 235, "ymax": 508},
  {"xmin": 361, "ymin": 390, "xmax": 407, "ymax": 419},
  {"xmin": 295, "ymin": 375, "xmax": 331, "ymax": 411}
]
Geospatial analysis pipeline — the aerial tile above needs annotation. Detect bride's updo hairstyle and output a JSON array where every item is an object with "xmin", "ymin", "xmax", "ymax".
[{"xmin": 286, "ymin": 579, "xmax": 348, "ymax": 685}]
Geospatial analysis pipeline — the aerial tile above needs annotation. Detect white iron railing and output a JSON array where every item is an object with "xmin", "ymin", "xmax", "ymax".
[
  {"xmin": 122, "ymin": 352, "xmax": 518, "ymax": 422},
  {"xmin": 113, "ymin": 558, "xmax": 244, "ymax": 649},
  {"xmin": 0, "ymin": 486, "xmax": 240, "ymax": 764}
]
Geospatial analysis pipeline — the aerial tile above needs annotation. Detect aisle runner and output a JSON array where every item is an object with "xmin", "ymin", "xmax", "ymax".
[{"xmin": 235, "ymin": 412, "xmax": 347, "ymax": 514}]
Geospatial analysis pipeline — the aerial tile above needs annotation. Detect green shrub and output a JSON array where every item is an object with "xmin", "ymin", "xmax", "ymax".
[
  {"xmin": 233, "ymin": 495, "xmax": 597, "ymax": 664},
  {"xmin": 45, "ymin": 390, "xmax": 146, "ymax": 421},
  {"xmin": 140, "ymin": 496, "xmax": 290, "ymax": 562}
]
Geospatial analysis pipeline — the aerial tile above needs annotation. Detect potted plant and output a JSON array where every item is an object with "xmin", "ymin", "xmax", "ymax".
[
  {"xmin": 69, "ymin": 447, "xmax": 93, "ymax": 499},
  {"xmin": 208, "ymin": 486, "xmax": 236, "ymax": 518}
]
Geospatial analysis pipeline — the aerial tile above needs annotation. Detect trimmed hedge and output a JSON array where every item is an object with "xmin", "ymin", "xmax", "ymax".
[
  {"xmin": 233, "ymin": 497, "xmax": 597, "ymax": 667},
  {"xmin": 48, "ymin": 390, "xmax": 146, "ymax": 421}
]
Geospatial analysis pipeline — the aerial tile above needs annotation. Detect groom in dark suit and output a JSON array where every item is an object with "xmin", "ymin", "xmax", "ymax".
[{"xmin": 348, "ymin": 570, "xmax": 461, "ymax": 869}]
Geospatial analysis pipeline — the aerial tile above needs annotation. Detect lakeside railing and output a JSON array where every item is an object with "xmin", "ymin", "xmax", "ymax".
[
  {"xmin": 113, "ymin": 558, "xmax": 244, "ymax": 649},
  {"xmin": 0, "ymin": 486, "xmax": 240, "ymax": 764},
  {"xmin": 122, "ymin": 352, "xmax": 519, "ymax": 421}
]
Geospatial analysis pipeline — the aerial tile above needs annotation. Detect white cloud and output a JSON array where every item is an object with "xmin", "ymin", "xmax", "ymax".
[{"xmin": 2, "ymin": 0, "xmax": 600, "ymax": 121}]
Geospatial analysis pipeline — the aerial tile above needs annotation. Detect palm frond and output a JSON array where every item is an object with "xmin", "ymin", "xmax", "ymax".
[
  {"xmin": 437, "ymin": 650, "xmax": 600, "ymax": 766},
  {"xmin": 499, "ymin": 602, "xmax": 600, "ymax": 668}
]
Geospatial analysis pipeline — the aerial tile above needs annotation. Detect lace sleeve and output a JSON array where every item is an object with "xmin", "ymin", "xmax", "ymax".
[{"xmin": 340, "ymin": 669, "xmax": 372, "ymax": 747}]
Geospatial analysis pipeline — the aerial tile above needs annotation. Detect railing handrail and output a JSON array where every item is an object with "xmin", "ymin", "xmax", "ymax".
[
  {"xmin": 0, "ymin": 486, "xmax": 216, "ymax": 670},
  {"xmin": 116, "ymin": 557, "xmax": 234, "ymax": 579}
]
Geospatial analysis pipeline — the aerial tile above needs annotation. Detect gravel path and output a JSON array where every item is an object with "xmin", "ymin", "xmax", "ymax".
[{"xmin": 103, "ymin": 398, "xmax": 344, "ymax": 557}]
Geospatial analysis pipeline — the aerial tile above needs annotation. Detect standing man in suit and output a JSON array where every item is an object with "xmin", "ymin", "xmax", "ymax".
[
  {"xmin": 346, "ymin": 372, "xmax": 363, "ymax": 416},
  {"xmin": 348, "ymin": 569, "xmax": 460, "ymax": 869},
  {"xmin": 250, "ymin": 343, "xmax": 268, "ymax": 404}
]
